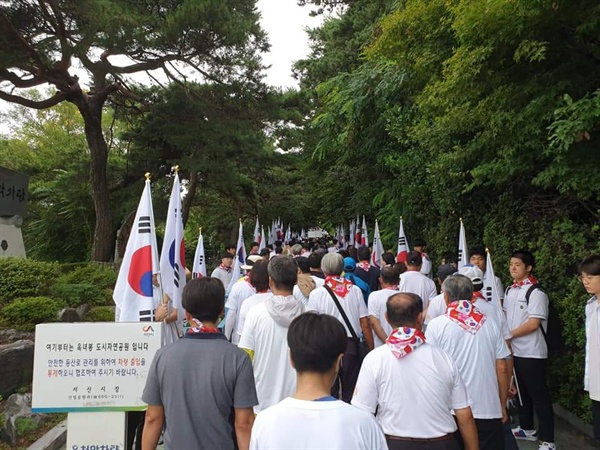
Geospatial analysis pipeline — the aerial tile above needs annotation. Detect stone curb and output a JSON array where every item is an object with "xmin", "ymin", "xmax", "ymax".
[
  {"xmin": 26, "ymin": 419, "xmax": 67, "ymax": 450},
  {"xmin": 553, "ymin": 403, "xmax": 594, "ymax": 439}
]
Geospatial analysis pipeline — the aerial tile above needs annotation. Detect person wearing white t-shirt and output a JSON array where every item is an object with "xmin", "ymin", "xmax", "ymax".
[
  {"xmin": 224, "ymin": 256, "xmax": 266, "ymax": 344},
  {"xmin": 426, "ymin": 275, "xmax": 511, "ymax": 450},
  {"xmin": 250, "ymin": 312, "xmax": 387, "ymax": 450},
  {"xmin": 425, "ymin": 264, "xmax": 458, "ymax": 325},
  {"xmin": 236, "ymin": 290, "xmax": 274, "ymax": 343},
  {"xmin": 504, "ymin": 250, "xmax": 555, "ymax": 450},
  {"xmin": 579, "ymin": 255, "xmax": 600, "ymax": 441},
  {"xmin": 353, "ymin": 292, "xmax": 478, "ymax": 450},
  {"xmin": 413, "ymin": 238, "xmax": 433, "ymax": 278},
  {"xmin": 368, "ymin": 265, "xmax": 400, "ymax": 347},
  {"xmin": 399, "ymin": 251, "xmax": 437, "ymax": 309},
  {"xmin": 469, "ymin": 246, "xmax": 505, "ymax": 302},
  {"xmin": 307, "ymin": 253, "xmax": 373, "ymax": 402},
  {"xmin": 239, "ymin": 256, "xmax": 306, "ymax": 413}
]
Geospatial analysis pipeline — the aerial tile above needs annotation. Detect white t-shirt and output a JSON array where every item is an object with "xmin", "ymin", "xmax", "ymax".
[
  {"xmin": 307, "ymin": 285, "xmax": 368, "ymax": 337},
  {"xmin": 352, "ymin": 343, "xmax": 470, "ymax": 438},
  {"xmin": 399, "ymin": 271, "xmax": 437, "ymax": 309},
  {"xmin": 293, "ymin": 285, "xmax": 310, "ymax": 307},
  {"xmin": 473, "ymin": 296, "xmax": 511, "ymax": 341},
  {"xmin": 367, "ymin": 287, "xmax": 399, "ymax": 347},
  {"xmin": 425, "ymin": 312, "xmax": 511, "ymax": 419},
  {"xmin": 238, "ymin": 303, "xmax": 296, "ymax": 413},
  {"xmin": 225, "ymin": 278, "xmax": 256, "ymax": 345},
  {"xmin": 425, "ymin": 293, "xmax": 446, "ymax": 324},
  {"xmin": 211, "ymin": 266, "xmax": 233, "ymax": 291},
  {"xmin": 310, "ymin": 274, "xmax": 325, "ymax": 288},
  {"xmin": 250, "ymin": 397, "xmax": 387, "ymax": 450},
  {"xmin": 503, "ymin": 285, "xmax": 549, "ymax": 358},
  {"xmin": 420, "ymin": 255, "xmax": 432, "ymax": 277},
  {"xmin": 236, "ymin": 292, "xmax": 273, "ymax": 341}
]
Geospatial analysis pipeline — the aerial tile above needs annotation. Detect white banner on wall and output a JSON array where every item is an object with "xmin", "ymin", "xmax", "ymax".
[{"xmin": 32, "ymin": 322, "xmax": 162, "ymax": 413}]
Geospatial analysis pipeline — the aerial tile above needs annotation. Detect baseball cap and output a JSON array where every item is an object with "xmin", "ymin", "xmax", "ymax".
[
  {"xmin": 241, "ymin": 254, "xmax": 262, "ymax": 270},
  {"xmin": 437, "ymin": 263, "xmax": 457, "ymax": 280},
  {"xmin": 457, "ymin": 264, "xmax": 484, "ymax": 286},
  {"xmin": 343, "ymin": 257, "xmax": 356, "ymax": 272}
]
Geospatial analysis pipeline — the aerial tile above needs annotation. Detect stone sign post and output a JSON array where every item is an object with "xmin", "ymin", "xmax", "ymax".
[{"xmin": 0, "ymin": 166, "xmax": 28, "ymax": 258}]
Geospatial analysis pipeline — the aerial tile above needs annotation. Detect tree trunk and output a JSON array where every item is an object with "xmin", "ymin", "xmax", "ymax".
[{"xmin": 80, "ymin": 97, "xmax": 114, "ymax": 262}]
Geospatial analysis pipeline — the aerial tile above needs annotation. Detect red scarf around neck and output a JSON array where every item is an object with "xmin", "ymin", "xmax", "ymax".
[
  {"xmin": 386, "ymin": 327, "xmax": 426, "ymax": 359},
  {"xmin": 188, "ymin": 318, "xmax": 220, "ymax": 334},
  {"xmin": 325, "ymin": 276, "xmax": 353, "ymax": 298},
  {"xmin": 445, "ymin": 300, "xmax": 486, "ymax": 335},
  {"xmin": 511, "ymin": 275, "xmax": 538, "ymax": 289}
]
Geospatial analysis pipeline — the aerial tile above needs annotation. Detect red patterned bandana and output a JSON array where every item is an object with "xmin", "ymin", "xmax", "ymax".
[
  {"xmin": 188, "ymin": 318, "xmax": 220, "ymax": 335},
  {"xmin": 471, "ymin": 291, "xmax": 486, "ymax": 302},
  {"xmin": 219, "ymin": 263, "xmax": 232, "ymax": 273},
  {"xmin": 386, "ymin": 327, "xmax": 426, "ymax": 359},
  {"xmin": 358, "ymin": 261, "xmax": 370, "ymax": 271},
  {"xmin": 445, "ymin": 300, "xmax": 487, "ymax": 335},
  {"xmin": 511, "ymin": 275, "xmax": 538, "ymax": 289},
  {"xmin": 325, "ymin": 276, "xmax": 353, "ymax": 298}
]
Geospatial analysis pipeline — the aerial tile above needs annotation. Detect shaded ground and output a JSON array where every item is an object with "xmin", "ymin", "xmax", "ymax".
[{"xmin": 516, "ymin": 415, "xmax": 597, "ymax": 450}]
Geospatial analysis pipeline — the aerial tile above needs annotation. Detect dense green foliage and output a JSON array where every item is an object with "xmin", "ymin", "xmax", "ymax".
[
  {"xmin": 0, "ymin": 297, "xmax": 66, "ymax": 331},
  {"xmin": 84, "ymin": 306, "xmax": 116, "ymax": 323},
  {"xmin": 294, "ymin": 0, "xmax": 600, "ymax": 420},
  {"xmin": 0, "ymin": 258, "xmax": 58, "ymax": 303}
]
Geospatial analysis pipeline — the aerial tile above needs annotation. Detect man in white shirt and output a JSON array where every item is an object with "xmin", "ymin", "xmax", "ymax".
[
  {"xmin": 211, "ymin": 253, "xmax": 234, "ymax": 289},
  {"xmin": 308, "ymin": 252, "xmax": 373, "ymax": 402},
  {"xmin": 238, "ymin": 256, "xmax": 306, "ymax": 413},
  {"xmin": 353, "ymin": 292, "xmax": 479, "ymax": 450},
  {"xmin": 250, "ymin": 312, "xmax": 386, "ymax": 450},
  {"xmin": 426, "ymin": 275, "xmax": 511, "ymax": 450},
  {"xmin": 425, "ymin": 263, "xmax": 457, "ymax": 325},
  {"xmin": 368, "ymin": 265, "xmax": 400, "ymax": 347},
  {"xmin": 469, "ymin": 246, "xmax": 505, "ymax": 302},
  {"xmin": 413, "ymin": 238, "xmax": 432, "ymax": 277},
  {"xmin": 504, "ymin": 250, "xmax": 555, "ymax": 450},
  {"xmin": 399, "ymin": 251, "xmax": 437, "ymax": 309}
]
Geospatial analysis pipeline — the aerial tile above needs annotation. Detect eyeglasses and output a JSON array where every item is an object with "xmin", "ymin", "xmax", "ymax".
[{"xmin": 579, "ymin": 274, "xmax": 600, "ymax": 281}]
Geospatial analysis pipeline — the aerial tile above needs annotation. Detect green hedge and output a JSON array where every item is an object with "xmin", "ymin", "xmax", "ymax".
[
  {"xmin": 55, "ymin": 264, "xmax": 117, "ymax": 290},
  {"xmin": 52, "ymin": 283, "xmax": 110, "ymax": 308},
  {"xmin": 0, "ymin": 297, "xmax": 66, "ymax": 331},
  {"xmin": 0, "ymin": 258, "xmax": 59, "ymax": 304},
  {"xmin": 84, "ymin": 306, "xmax": 116, "ymax": 322}
]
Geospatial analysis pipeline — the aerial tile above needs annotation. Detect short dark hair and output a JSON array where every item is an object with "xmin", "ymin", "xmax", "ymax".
[
  {"xmin": 250, "ymin": 241, "xmax": 259, "ymax": 249},
  {"xmin": 268, "ymin": 256, "xmax": 298, "ymax": 290},
  {"xmin": 579, "ymin": 255, "xmax": 600, "ymax": 276},
  {"xmin": 511, "ymin": 250, "xmax": 535, "ymax": 269},
  {"xmin": 275, "ymin": 246, "xmax": 283, "ymax": 255},
  {"xmin": 308, "ymin": 251, "xmax": 323, "ymax": 269},
  {"xmin": 182, "ymin": 277, "xmax": 225, "ymax": 322},
  {"xmin": 386, "ymin": 293, "xmax": 423, "ymax": 329},
  {"xmin": 288, "ymin": 312, "xmax": 347, "ymax": 374},
  {"xmin": 442, "ymin": 251, "xmax": 458, "ymax": 265},
  {"xmin": 259, "ymin": 248, "xmax": 270, "ymax": 257},
  {"xmin": 407, "ymin": 251, "xmax": 422, "ymax": 267},
  {"xmin": 249, "ymin": 259, "xmax": 270, "ymax": 292},
  {"xmin": 295, "ymin": 256, "xmax": 311, "ymax": 274},
  {"xmin": 394, "ymin": 262, "xmax": 407, "ymax": 274},
  {"xmin": 338, "ymin": 249, "xmax": 349, "ymax": 258},
  {"xmin": 413, "ymin": 238, "xmax": 427, "ymax": 248},
  {"xmin": 226, "ymin": 243, "xmax": 236, "ymax": 251},
  {"xmin": 382, "ymin": 252, "xmax": 395, "ymax": 266},
  {"xmin": 380, "ymin": 265, "xmax": 400, "ymax": 285},
  {"xmin": 470, "ymin": 246, "xmax": 486, "ymax": 258},
  {"xmin": 357, "ymin": 246, "xmax": 371, "ymax": 262}
]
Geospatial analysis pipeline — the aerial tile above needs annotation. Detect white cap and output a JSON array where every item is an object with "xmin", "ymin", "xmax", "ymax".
[{"xmin": 457, "ymin": 265, "xmax": 484, "ymax": 285}]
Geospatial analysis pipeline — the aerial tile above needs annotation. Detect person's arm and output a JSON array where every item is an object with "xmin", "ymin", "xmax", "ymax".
[
  {"xmin": 455, "ymin": 406, "xmax": 479, "ymax": 450},
  {"xmin": 141, "ymin": 405, "xmax": 164, "ymax": 450},
  {"xmin": 224, "ymin": 308, "xmax": 237, "ymax": 342},
  {"xmin": 369, "ymin": 316, "xmax": 387, "ymax": 343},
  {"xmin": 510, "ymin": 317, "xmax": 541, "ymax": 338},
  {"xmin": 496, "ymin": 359, "xmax": 510, "ymax": 423},
  {"xmin": 234, "ymin": 407, "xmax": 255, "ymax": 450},
  {"xmin": 360, "ymin": 317, "xmax": 374, "ymax": 350}
]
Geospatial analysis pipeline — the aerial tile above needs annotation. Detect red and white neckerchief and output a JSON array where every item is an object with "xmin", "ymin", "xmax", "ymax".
[
  {"xmin": 471, "ymin": 291, "xmax": 486, "ymax": 302},
  {"xmin": 383, "ymin": 285, "xmax": 399, "ymax": 291},
  {"xmin": 325, "ymin": 276, "xmax": 353, "ymax": 298},
  {"xmin": 219, "ymin": 263, "xmax": 232, "ymax": 273},
  {"xmin": 187, "ymin": 318, "xmax": 220, "ymax": 335},
  {"xmin": 358, "ymin": 261, "xmax": 370, "ymax": 271},
  {"xmin": 386, "ymin": 327, "xmax": 426, "ymax": 359},
  {"xmin": 511, "ymin": 275, "xmax": 538, "ymax": 289},
  {"xmin": 445, "ymin": 300, "xmax": 486, "ymax": 335}
]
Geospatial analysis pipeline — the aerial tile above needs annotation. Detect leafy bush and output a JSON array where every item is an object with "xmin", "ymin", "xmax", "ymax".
[
  {"xmin": 84, "ymin": 306, "xmax": 115, "ymax": 322},
  {"xmin": 52, "ymin": 283, "xmax": 109, "ymax": 308},
  {"xmin": 55, "ymin": 264, "xmax": 117, "ymax": 290},
  {"xmin": 0, "ymin": 258, "xmax": 59, "ymax": 305},
  {"xmin": 0, "ymin": 297, "xmax": 66, "ymax": 331}
]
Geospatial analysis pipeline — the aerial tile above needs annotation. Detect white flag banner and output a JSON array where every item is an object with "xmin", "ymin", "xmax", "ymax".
[
  {"xmin": 483, "ymin": 249, "xmax": 501, "ymax": 307},
  {"xmin": 371, "ymin": 220, "xmax": 384, "ymax": 268},
  {"xmin": 458, "ymin": 219, "xmax": 469, "ymax": 269},
  {"xmin": 285, "ymin": 224, "xmax": 291, "ymax": 243},
  {"xmin": 362, "ymin": 216, "xmax": 369, "ymax": 247},
  {"xmin": 258, "ymin": 225, "xmax": 266, "ymax": 251},
  {"xmin": 253, "ymin": 217, "xmax": 260, "ymax": 244},
  {"xmin": 192, "ymin": 229, "xmax": 207, "ymax": 279},
  {"xmin": 349, "ymin": 219, "xmax": 355, "ymax": 247},
  {"xmin": 227, "ymin": 220, "xmax": 246, "ymax": 293},
  {"xmin": 113, "ymin": 178, "xmax": 160, "ymax": 323},
  {"xmin": 396, "ymin": 217, "xmax": 409, "ymax": 263},
  {"xmin": 355, "ymin": 215, "xmax": 361, "ymax": 246},
  {"xmin": 159, "ymin": 172, "xmax": 186, "ymax": 312}
]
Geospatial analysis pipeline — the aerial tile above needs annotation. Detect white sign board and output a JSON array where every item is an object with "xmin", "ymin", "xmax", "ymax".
[
  {"xmin": 32, "ymin": 322, "xmax": 162, "ymax": 413},
  {"xmin": 66, "ymin": 412, "xmax": 125, "ymax": 450}
]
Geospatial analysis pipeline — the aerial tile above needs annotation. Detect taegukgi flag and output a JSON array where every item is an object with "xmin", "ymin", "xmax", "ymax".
[
  {"xmin": 192, "ymin": 229, "xmax": 207, "ymax": 279},
  {"xmin": 227, "ymin": 220, "xmax": 246, "ymax": 293},
  {"xmin": 371, "ymin": 220, "xmax": 384, "ymax": 268},
  {"xmin": 361, "ymin": 216, "xmax": 369, "ymax": 247},
  {"xmin": 114, "ymin": 177, "xmax": 160, "ymax": 323},
  {"xmin": 483, "ymin": 249, "xmax": 501, "ymax": 307},
  {"xmin": 458, "ymin": 218, "xmax": 469, "ymax": 269},
  {"xmin": 396, "ymin": 217, "xmax": 409, "ymax": 263}
]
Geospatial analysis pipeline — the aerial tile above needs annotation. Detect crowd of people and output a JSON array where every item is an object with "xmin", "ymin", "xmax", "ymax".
[{"xmin": 133, "ymin": 237, "xmax": 600, "ymax": 450}]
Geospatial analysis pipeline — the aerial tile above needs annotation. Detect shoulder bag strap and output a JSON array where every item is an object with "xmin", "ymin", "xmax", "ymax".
[{"xmin": 323, "ymin": 284, "xmax": 359, "ymax": 341}]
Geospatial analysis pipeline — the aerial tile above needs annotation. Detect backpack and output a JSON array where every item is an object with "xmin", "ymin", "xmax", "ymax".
[{"xmin": 506, "ymin": 284, "xmax": 562, "ymax": 352}]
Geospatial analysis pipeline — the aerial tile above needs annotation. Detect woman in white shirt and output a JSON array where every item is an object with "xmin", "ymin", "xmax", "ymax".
[{"xmin": 579, "ymin": 255, "xmax": 600, "ymax": 441}]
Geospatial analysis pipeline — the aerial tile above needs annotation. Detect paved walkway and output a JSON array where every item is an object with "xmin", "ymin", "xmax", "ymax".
[{"xmin": 515, "ymin": 415, "xmax": 597, "ymax": 449}]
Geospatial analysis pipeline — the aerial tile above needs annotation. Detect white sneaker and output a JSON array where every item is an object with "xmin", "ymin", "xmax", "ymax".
[
  {"xmin": 538, "ymin": 442, "xmax": 556, "ymax": 450},
  {"xmin": 512, "ymin": 426, "xmax": 538, "ymax": 441}
]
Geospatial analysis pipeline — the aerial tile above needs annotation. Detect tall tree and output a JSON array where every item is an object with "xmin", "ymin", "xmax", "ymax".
[{"xmin": 0, "ymin": 0, "xmax": 267, "ymax": 261}]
